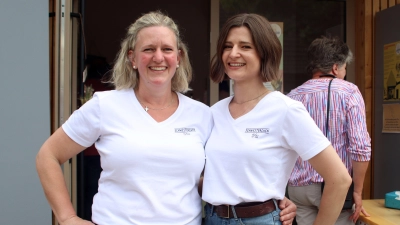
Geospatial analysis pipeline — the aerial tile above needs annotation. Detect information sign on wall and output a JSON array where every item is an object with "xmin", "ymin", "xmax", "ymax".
[{"xmin": 383, "ymin": 41, "xmax": 400, "ymax": 101}]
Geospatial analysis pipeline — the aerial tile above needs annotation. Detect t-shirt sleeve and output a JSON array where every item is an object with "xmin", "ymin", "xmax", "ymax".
[
  {"xmin": 62, "ymin": 93, "xmax": 101, "ymax": 147},
  {"xmin": 281, "ymin": 101, "xmax": 331, "ymax": 160}
]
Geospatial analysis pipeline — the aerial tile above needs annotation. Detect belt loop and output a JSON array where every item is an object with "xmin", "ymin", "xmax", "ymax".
[
  {"xmin": 230, "ymin": 205, "xmax": 239, "ymax": 220},
  {"xmin": 210, "ymin": 204, "xmax": 215, "ymax": 216},
  {"xmin": 272, "ymin": 199, "xmax": 279, "ymax": 210}
]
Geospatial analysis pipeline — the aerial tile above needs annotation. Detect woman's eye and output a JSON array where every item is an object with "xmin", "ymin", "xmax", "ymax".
[
  {"xmin": 242, "ymin": 45, "xmax": 251, "ymax": 49},
  {"xmin": 223, "ymin": 45, "xmax": 232, "ymax": 49}
]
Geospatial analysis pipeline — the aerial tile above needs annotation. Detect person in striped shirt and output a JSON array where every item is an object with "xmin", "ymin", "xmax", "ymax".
[{"xmin": 287, "ymin": 36, "xmax": 371, "ymax": 225}]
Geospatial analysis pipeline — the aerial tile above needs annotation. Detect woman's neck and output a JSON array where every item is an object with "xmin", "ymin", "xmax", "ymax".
[
  {"xmin": 135, "ymin": 86, "xmax": 173, "ymax": 105},
  {"xmin": 232, "ymin": 81, "xmax": 269, "ymax": 104}
]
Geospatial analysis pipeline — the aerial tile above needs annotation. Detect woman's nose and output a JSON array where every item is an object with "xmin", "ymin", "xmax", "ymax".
[
  {"xmin": 229, "ymin": 46, "xmax": 240, "ymax": 58},
  {"xmin": 153, "ymin": 49, "xmax": 164, "ymax": 63}
]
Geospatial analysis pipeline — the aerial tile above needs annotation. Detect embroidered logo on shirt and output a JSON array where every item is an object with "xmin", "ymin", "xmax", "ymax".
[
  {"xmin": 175, "ymin": 128, "xmax": 195, "ymax": 135},
  {"xmin": 245, "ymin": 128, "xmax": 269, "ymax": 138}
]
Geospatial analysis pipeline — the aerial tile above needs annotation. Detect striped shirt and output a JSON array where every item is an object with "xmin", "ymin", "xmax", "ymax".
[{"xmin": 287, "ymin": 78, "xmax": 371, "ymax": 186}]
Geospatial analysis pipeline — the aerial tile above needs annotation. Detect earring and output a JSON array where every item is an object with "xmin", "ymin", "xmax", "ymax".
[
  {"xmin": 177, "ymin": 64, "xmax": 180, "ymax": 68},
  {"xmin": 133, "ymin": 66, "xmax": 136, "ymax": 69}
]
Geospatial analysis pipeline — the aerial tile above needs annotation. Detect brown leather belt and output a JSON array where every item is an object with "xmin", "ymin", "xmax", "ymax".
[{"xmin": 210, "ymin": 199, "xmax": 277, "ymax": 218}]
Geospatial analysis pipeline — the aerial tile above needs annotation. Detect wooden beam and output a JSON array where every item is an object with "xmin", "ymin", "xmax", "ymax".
[
  {"xmin": 355, "ymin": 0, "xmax": 375, "ymax": 199},
  {"xmin": 381, "ymin": 0, "xmax": 388, "ymax": 10},
  {"xmin": 371, "ymin": 0, "xmax": 381, "ymax": 202}
]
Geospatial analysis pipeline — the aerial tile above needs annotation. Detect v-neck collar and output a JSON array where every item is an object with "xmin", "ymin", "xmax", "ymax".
[
  {"xmin": 226, "ymin": 91, "xmax": 276, "ymax": 123},
  {"xmin": 131, "ymin": 89, "xmax": 183, "ymax": 126}
]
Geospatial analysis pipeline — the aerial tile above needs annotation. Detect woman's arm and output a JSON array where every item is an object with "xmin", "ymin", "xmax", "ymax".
[
  {"xmin": 36, "ymin": 128, "xmax": 94, "ymax": 225},
  {"xmin": 308, "ymin": 145, "xmax": 352, "ymax": 225}
]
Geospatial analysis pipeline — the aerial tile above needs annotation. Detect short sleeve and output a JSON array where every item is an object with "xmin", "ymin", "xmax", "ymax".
[
  {"xmin": 62, "ymin": 93, "xmax": 101, "ymax": 147},
  {"xmin": 281, "ymin": 101, "xmax": 331, "ymax": 160}
]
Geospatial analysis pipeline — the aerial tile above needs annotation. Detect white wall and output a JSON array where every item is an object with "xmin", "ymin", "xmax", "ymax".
[{"xmin": 0, "ymin": 0, "xmax": 51, "ymax": 224}]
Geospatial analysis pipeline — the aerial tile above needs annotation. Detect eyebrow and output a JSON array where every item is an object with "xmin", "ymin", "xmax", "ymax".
[
  {"xmin": 225, "ymin": 41, "xmax": 253, "ymax": 45},
  {"xmin": 140, "ymin": 43, "xmax": 175, "ymax": 49}
]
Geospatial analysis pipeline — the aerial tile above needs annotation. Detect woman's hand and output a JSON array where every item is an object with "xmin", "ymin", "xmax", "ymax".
[{"xmin": 279, "ymin": 197, "xmax": 297, "ymax": 225}]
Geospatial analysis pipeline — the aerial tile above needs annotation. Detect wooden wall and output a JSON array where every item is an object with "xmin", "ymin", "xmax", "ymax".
[{"xmin": 354, "ymin": 0, "xmax": 400, "ymax": 199}]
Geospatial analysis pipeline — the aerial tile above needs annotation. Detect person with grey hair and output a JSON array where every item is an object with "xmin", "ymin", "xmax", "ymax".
[
  {"xmin": 287, "ymin": 36, "xmax": 371, "ymax": 225},
  {"xmin": 36, "ymin": 11, "xmax": 296, "ymax": 225}
]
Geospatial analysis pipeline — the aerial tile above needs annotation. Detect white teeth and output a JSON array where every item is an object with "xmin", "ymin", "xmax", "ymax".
[
  {"xmin": 150, "ymin": 66, "xmax": 167, "ymax": 71},
  {"xmin": 230, "ymin": 63, "xmax": 245, "ymax": 67}
]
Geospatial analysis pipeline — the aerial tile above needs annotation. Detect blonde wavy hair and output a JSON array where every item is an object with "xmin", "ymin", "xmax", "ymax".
[{"xmin": 111, "ymin": 11, "xmax": 192, "ymax": 93}]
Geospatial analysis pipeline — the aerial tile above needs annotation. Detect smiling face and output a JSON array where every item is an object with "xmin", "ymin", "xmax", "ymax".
[
  {"xmin": 222, "ymin": 26, "xmax": 261, "ymax": 83},
  {"xmin": 129, "ymin": 26, "xmax": 180, "ymax": 90}
]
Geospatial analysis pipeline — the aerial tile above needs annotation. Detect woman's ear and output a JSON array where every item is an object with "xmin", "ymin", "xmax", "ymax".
[
  {"xmin": 332, "ymin": 64, "xmax": 339, "ymax": 76},
  {"xmin": 177, "ymin": 49, "xmax": 181, "ymax": 66},
  {"xmin": 128, "ymin": 50, "xmax": 136, "ymax": 67}
]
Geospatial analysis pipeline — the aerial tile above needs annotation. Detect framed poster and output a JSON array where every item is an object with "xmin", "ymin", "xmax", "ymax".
[{"xmin": 383, "ymin": 41, "xmax": 400, "ymax": 101}]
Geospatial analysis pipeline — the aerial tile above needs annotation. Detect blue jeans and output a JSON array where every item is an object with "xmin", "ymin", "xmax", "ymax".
[{"xmin": 204, "ymin": 200, "xmax": 282, "ymax": 225}]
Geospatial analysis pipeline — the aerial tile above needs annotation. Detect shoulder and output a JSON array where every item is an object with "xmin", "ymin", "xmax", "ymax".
[
  {"xmin": 331, "ymin": 79, "xmax": 364, "ymax": 102},
  {"xmin": 268, "ymin": 91, "xmax": 303, "ymax": 108},
  {"xmin": 211, "ymin": 96, "xmax": 232, "ymax": 108},
  {"xmin": 210, "ymin": 96, "xmax": 232, "ymax": 112},
  {"xmin": 93, "ymin": 89, "xmax": 130, "ymax": 99},
  {"xmin": 332, "ymin": 79, "xmax": 360, "ymax": 92},
  {"xmin": 88, "ymin": 89, "xmax": 134, "ymax": 112},
  {"xmin": 178, "ymin": 92, "xmax": 211, "ymax": 112},
  {"xmin": 265, "ymin": 92, "xmax": 311, "ymax": 122},
  {"xmin": 286, "ymin": 80, "xmax": 314, "ymax": 98},
  {"xmin": 287, "ymin": 86, "xmax": 301, "ymax": 98}
]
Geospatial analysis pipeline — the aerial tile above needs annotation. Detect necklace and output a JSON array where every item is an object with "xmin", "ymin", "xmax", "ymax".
[
  {"xmin": 136, "ymin": 93, "xmax": 174, "ymax": 112},
  {"xmin": 233, "ymin": 89, "xmax": 269, "ymax": 104}
]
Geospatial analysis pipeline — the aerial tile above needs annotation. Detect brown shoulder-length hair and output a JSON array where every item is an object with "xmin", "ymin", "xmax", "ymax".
[{"xmin": 210, "ymin": 13, "xmax": 282, "ymax": 83}]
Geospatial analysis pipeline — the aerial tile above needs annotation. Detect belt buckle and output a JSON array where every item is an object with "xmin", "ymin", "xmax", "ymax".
[{"xmin": 223, "ymin": 204, "xmax": 230, "ymax": 218}]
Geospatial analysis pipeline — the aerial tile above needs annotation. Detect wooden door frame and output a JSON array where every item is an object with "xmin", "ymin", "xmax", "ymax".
[{"xmin": 49, "ymin": 0, "xmax": 80, "ymax": 223}]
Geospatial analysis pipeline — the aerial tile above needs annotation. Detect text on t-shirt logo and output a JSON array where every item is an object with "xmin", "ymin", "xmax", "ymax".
[
  {"xmin": 175, "ymin": 128, "xmax": 195, "ymax": 135},
  {"xmin": 245, "ymin": 128, "xmax": 269, "ymax": 138}
]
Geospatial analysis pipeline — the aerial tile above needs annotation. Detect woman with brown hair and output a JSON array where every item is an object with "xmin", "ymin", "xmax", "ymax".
[{"xmin": 202, "ymin": 13, "xmax": 352, "ymax": 225}]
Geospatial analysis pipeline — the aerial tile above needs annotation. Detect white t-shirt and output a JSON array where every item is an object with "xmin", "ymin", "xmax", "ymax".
[
  {"xmin": 202, "ymin": 91, "xmax": 330, "ymax": 205},
  {"xmin": 62, "ymin": 89, "xmax": 213, "ymax": 225}
]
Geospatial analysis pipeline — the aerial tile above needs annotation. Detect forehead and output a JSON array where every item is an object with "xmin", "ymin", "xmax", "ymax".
[
  {"xmin": 136, "ymin": 26, "xmax": 177, "ymax": 45},
  {"xmin": 226, "ymin": 26, "xmax": 253, "ymax": 42}
]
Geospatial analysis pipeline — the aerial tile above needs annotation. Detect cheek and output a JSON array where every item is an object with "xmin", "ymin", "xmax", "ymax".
[
  {"xmin": 165, "ymin": 54, "xmax": 179, "ymax": 64},
  {"xmin": 137, "ymin": 55, "xmax": 151, "ymax": 65},
  {"xmin": 221, "ymin": 53, "xmax": 229, "ymax": 64}
]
